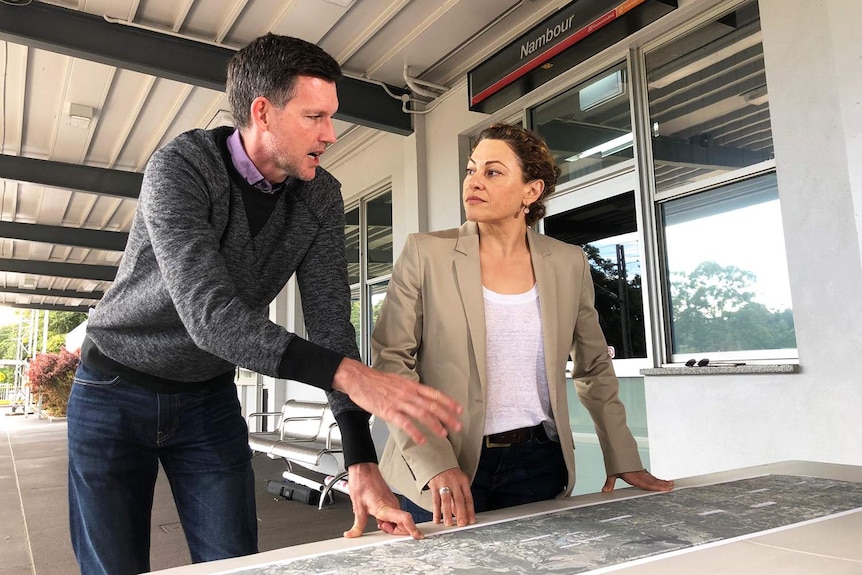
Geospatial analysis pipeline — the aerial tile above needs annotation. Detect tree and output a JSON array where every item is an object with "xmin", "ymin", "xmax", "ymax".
[
  {"xmin": 584, "ymin": 244, "xmax": 646, "ymax": 359},
  {"xmin": 670, "ymin": 261, "xmax": 796, "ymax": 353},
  {"xmin": 48, "ymin": 311, "xmax": 87, "ymax": 336},
  {"xmin": 0, "ymin": 310, "xmax": 88, "ymax": 359},
  {"xmin": 0, "ymin": 323, "xmax": 19, "ymax": 359},
  {"xmin": 27, "ymin": 348, "xmax": 80, "ymax": 417}
]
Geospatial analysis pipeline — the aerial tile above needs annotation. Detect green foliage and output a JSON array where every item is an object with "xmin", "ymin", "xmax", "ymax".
[
  {"xmin": 0, "ymin": 310, "xmax": 87, "ymax": 360},
  {"xmin": 584, "ymin": 244, "xmax": 646, "ymax": 359},
  {"xmin": 27, "ymin": 348, "xmax": 79, "ymax": 417},
  {"xmin": 48, "ymin": 311, "xmax": 87, "ymax": 335},
  {"xmin": 0, "ymin": 323, "xmax": 19, "ymax": 359},
  {"xmin": 670, "ymin": 261, "xmax": 796, "ymax": 353},
  {"xmin": 46, "ymin": 333, "xmax": 69, "ymax": 354}
]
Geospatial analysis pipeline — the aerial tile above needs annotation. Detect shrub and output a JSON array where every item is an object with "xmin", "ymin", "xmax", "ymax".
[{"xmin": 27, "ymin": 348, "xmax": 79, "ymax": 417}]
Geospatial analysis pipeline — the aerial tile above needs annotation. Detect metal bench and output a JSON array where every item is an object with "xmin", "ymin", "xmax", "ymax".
[{"xmin": 247, "ymin": 399, "xmax": 347, "ymax": 509}]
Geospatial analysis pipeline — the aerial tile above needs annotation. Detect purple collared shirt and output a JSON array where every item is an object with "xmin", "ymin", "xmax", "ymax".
[{"xmin": 226, "ymin": 129, "xmax": 278, "ymax": 194}]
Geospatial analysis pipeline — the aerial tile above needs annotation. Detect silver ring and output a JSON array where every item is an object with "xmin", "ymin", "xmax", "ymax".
[{"xmin": 438, "ymin": 486, "xmax": 452, "ymax": 496}]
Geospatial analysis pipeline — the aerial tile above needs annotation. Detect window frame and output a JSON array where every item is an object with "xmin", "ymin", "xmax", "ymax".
[{"xmin": 345, "ymin": 186, "xmax": 393, "ymax": 364}]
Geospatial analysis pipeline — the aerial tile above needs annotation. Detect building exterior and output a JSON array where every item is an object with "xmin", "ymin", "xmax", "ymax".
[{"xmin": 258, "ymin": 0, "xmax": 861, "ymax": 490}]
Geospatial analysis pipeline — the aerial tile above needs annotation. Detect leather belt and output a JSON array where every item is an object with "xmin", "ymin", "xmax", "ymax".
[{"xmin": 484, "ymin": 424, "xmax": 547, "ymax": 448}]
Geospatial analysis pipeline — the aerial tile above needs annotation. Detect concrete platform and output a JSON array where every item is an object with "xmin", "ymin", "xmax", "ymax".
[{"xmin": 0, "ymin": 407, "xmax": 368, "ymax": 575}]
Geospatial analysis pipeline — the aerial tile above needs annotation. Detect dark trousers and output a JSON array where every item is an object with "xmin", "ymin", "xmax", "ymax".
[
  {"xmin": 402, "ymin": 431, "xmax": 567, "ymax": 523},
  {"xmin": 67, "ymin": 361, "xmax": 258, "ymax": 575}
]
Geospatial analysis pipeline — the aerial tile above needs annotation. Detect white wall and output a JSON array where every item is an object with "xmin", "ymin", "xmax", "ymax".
[
  {"xmin": 644, "ymin": 0, "xmax": 862, "ymax": 479},
  {"xmin": 424, "ymin": 82, "xmax": 490, "ymax": 232},
  {"xmin": 326, "ymin": 125, "xmax": 417, "ymax": 254}
]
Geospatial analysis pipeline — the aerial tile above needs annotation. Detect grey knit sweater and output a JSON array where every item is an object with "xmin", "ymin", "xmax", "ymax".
[{"xmin": 86, "ymin": 127, "xmax": 373, "ymax": 463}]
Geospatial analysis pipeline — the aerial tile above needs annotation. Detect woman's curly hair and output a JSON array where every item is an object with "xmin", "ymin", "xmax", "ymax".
[{"xmin": 474, "ymin": 123, "xmax": 562, "ymax": 226}]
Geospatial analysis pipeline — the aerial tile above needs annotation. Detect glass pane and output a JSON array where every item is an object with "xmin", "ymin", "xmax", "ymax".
[
  {"xmin": 662, "ymin": 173, "xmax": 796, "ymax": 354},
  {"xmin": 531, "ymin": 62, "xmax": 631, "ymax": 185},
  {"xmin": 566, "ymin": 376, "xmax": 651, "ymax": 495},
  {"xmin": 646, "ymin": 1, "xmax": 772, "ymax": 192},
  {"xmin": 544, "ymin": 193, "xmax": 647, "ymax": 359},
  {"xmin": 345, "ymin": 207, "xmax": 360, "ymax": 285},
  {"xmin": 366, "ymin": 192, "xmax": 393, "ymax": 280},
  {"xmin": 368, "ymin": 281, "xmax": 389, "ymax": 336},
  {"xmin": 349, "ymin": 286, "xmax": 361, "ymax": 355}
]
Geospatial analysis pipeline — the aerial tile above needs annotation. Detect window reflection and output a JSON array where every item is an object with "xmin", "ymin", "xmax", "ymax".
[
  {"xmin": 345, "ymin": 190, "xmax": 393, "ymax": 363},
  {"xmin": 662, "ymin": 173, "xmax": 796, "ymax": 354},
  {"xmin": 544, "ymin": 193, "xmax": 646, "ymax": 359},
  {"xmin": 646, "ymin": 1, "xmax": 772, "ymax": 192},
  {"xmin": 531, "ymin": 62, "xmax": 632, "ymax": 184},
  {"xmin": 345, "ymin": 207, "xmax": 360, "ymax": 286},
  {"xmin": 368, "ymin": 281, "xmax": 389, "ymax": 336},
  {"xmin": 350, "ymin": 286, "xmax": 361, "ymax": 353},
  {"xmin": 366, "ymin": 191, "xmax": 393, "ymax": 279}
]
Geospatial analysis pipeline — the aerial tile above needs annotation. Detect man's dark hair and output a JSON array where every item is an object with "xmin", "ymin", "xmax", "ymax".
[{"xmin": 226, "ymin": 34, "xmax": 342, "ymax": 128}]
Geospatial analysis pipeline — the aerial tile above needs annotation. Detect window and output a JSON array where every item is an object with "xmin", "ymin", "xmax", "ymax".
[
  {"xmin": 345, "ymin": 190, "xmax": 393, "ymax": 363},
  {"xmin": 645, "ymin": 1, "xmax": 794, "ymax": 361},
  {"xmin": 645, "ymin": 2, "xmax": 771, "ymax": 192},
  {"xmin": 544, "ymin": 192, "xmax": 647, "ymax": 360},
  {"xmin": 531, "ymin": 62, "xmax": 632, "ymax": 185},
  {"xmin": 661, "ymin": 173, "xmax": 796, "ymax": 358}
]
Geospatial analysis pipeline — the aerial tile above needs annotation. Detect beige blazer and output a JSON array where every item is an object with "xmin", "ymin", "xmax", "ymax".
[{"xmin": 373, "ymin": 221, "xmax": 642, "ymax": 511}]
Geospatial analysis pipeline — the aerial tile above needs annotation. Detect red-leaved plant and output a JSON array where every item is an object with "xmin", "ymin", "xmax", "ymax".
[{"xmin": 27, "ymin": 348, "xmax": 79, "ymax": 417}]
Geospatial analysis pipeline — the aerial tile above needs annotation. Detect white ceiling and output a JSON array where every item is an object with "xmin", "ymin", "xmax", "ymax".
[{"xmin": 0, "ymin": 0, "xmax": 570, "ymax": 313}]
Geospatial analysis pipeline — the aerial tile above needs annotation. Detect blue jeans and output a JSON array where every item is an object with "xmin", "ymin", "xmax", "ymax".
[
  {"xmin": 67, "ymin": 361, "xmax": 257, "ymax": 575},
  {"xmin": 401, "ymin": 432, "xmax": 567, "ymax": 524}
]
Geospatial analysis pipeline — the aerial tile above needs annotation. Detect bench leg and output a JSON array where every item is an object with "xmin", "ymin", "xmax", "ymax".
[{"xmin": 319, "ymin": 470, "xmax": 349, "ymax": 510}]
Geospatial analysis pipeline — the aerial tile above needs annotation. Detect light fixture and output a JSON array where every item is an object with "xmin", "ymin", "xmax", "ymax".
[
  {"xmin": 579, "ymin": 69, "xmax": 625, "ymax": 111},
  {"xmin": 20, "ymin": 274, "xmax": 37, "ymax": 289},
  {"xmin": 565, "ymin": 132, "xmax": 633, "ymax": 162},
  {"xmin": 65, "ymin": 103, "xmax": 94, "ymax": 129},
  {"xmin": 742, "ymin": 85, "xmax": 769, "ymax": 106}
]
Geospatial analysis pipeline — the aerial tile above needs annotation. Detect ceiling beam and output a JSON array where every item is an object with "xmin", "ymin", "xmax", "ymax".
[
  {"xmin": 0, "ymin": 154, "xmax": 142, "ymax": 199},
  {"xmin": 10, "ymin": 303, "xmax": 92, "ymax": 313},
  {"xmin": 0, "ymin": 220, "xmax": 128, "ymax": 251},
  {"xmin": 0, "ymin": 259, "xmax": 117, "ymax": 282},
  {"xmin": 0, "ymin": 1, "xmax": 412, "ymax": 135},
  {"xmin": 0, "ymin": 285, "xmax": 105, "ymax": 300}
]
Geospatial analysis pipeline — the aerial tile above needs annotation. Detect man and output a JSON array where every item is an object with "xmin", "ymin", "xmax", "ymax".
[{"xmin": 67, "ymin": 33, "xmax": 462, "ymax": 575}]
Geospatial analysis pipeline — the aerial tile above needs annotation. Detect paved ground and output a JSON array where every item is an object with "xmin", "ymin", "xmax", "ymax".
[{"xmin": 0, "ymin": 407, "xmax": 367, "ymax": 575}]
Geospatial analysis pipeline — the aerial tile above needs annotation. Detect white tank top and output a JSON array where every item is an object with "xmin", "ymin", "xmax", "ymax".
[{"xmin": 482, "ymin": 284, "xmax": 554, "ymax": 437}]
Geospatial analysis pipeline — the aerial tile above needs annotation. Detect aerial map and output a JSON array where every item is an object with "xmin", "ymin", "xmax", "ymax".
[{"xmin": 215, "ymin": 474, "xmax": 862, "ymax": 575}]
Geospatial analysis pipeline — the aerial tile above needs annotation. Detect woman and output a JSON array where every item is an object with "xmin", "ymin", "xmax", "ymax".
[{"xmin": 373, "ymin": 123, "xmax": 673, "ymax": 527}]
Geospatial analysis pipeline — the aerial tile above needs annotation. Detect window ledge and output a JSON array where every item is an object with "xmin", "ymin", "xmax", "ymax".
[{"xmin": 640, "ymin": 364, "xmax": 799, "ymax": 376}]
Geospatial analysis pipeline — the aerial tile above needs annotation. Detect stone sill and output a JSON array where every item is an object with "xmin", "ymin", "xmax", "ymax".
[{"xmin": 640, "ymin": 364, "xmax": 800, "ymax": 376}]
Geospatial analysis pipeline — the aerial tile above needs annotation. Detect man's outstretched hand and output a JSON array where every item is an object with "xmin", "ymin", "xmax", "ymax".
[
  {"xmin": 602, "ymin": 470, "xmax": 674, "ymax": 493},
  {"xmin": 343, "ymin": 462, "xmax": 424, "ymax": 540},
  {"xmin": 332, "ymin": 358, "xmax": 463, "ymax": 445}
]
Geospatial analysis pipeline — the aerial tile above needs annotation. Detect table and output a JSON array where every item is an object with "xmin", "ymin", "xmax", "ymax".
[{"xmin": 149, "ymin": 461, "xmax": 862, "ymax": 575}]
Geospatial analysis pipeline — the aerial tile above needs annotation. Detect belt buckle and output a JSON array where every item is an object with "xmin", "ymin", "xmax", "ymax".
[
  {"xmin": 484, "ymin": 432, "xmax": 516, "ymax": 448},
  {"xmin": 484, "ymin": 436, "xmax": 512, "ymax": 448}
]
